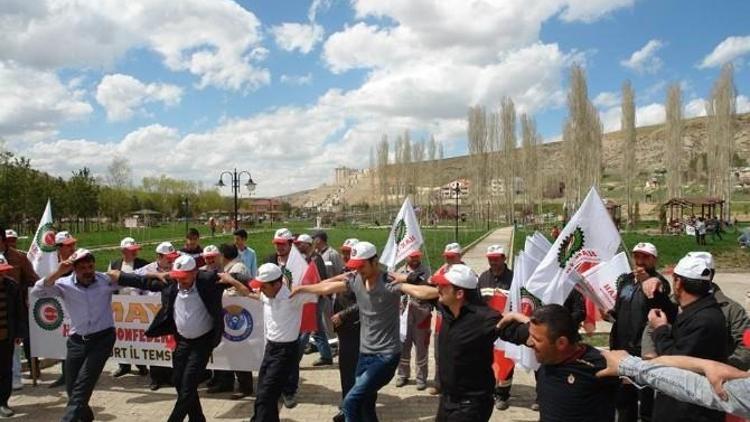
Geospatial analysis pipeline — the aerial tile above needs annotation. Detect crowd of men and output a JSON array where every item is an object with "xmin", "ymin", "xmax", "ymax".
[{"xmin": 0, "ymin": 223, "xmax": 748, "ymax": 422}]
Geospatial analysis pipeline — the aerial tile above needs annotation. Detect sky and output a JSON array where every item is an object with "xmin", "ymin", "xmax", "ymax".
[{"xmin": 1, "ymin": 0, "xmax": 750, "ymax": 197}]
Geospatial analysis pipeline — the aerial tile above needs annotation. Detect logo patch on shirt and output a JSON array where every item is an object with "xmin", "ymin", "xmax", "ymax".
[{"xmin": 567, "ymin": 373, "xmax": 576, "ymax": 384}]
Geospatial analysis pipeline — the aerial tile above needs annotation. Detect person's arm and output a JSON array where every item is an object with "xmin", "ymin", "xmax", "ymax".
[
  {"xmin": 496, "ymin": 312, "xmax": 531, "ymax": 345},
  {"xmin": 249, "ymin": 250, "xmax": 258, "ymax": 279},
  {"xmin": 30, "ymin": 261, "xmax": 73, "ymax": 297},
  {"xmin": 217, "ymin": 272, "xmax": 250, "ymax": 297},
  {"xmin": 292, "ymin": 280, "xmax": 348, "ymax": 297},
  {"xmin": 724, "ymin": 301, "xmax": 750, "ymax": 370},
  {"xmin": 19, "ymin": 254, "xmax": 39, "ymax": 287},
  {"xmin": 650, "ymin": 309, "xmax": 716, "ymax": 356},
  {"xmin": 108, "ymin": 270, "xmax": 168, "ymax": 292},
  {"xmin": 598, "ymin": 351, "xmax": 750, "ymax": 417},
  {"xmin": 399, "ymin": 283, "xmax": 438, "ymax": 300}
]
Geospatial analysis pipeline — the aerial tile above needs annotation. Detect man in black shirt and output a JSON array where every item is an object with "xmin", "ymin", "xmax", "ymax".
[
  {"xmin": 476, "ymin": 244, "xmax": 514, "ymax": 410},
  {"xmin": 181, "ymin": 228, "xmax": 205, "ymax": 268},
  {"xmin": 608, "ymin": 242, "xmax": 670, "ymax": 422}
]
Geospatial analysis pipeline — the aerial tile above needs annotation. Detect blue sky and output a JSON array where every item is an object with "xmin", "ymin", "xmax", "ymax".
[{"xmin": 1, "ymin": 0, "xmax": 749, "ymax": 196}]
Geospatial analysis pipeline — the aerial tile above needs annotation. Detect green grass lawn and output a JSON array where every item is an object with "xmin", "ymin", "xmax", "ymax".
[
  {"xmin": 15, "ymin": 221, "xmax": 489, "ymax": 272},
  {"xmin": 513, "ymin": 225, "xmax": 750, "ymax": 270}
]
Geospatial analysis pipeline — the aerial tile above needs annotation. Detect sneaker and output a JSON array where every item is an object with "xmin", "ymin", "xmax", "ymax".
[
  {"xmin": 312, "ymin": 358, "xmax": 333, "ymax": 367},
  {"xmin": 395, "ymin": 377, "xmax": 408, "ymax": 388},
  {"xmin": 281, "ymin": 393, "xmax": 298, "ymax": 409},
  {"xmin": 303, "ymin": 343, "xmax": 317, "ymax": 355},
  {"xmin": 426, "ymin": 386, "xmax": 440, "ymax": 396},
  {"xmin": 0, "ymin": 406, "xmax": 14, "ymax": 418},
  {"xmin": 530, "ymin": 402, "xmax": 540, "ymax": 411},
  {"xmin": 494, "ymin": 397, "xmax": 509, "ymax": 410},
  {"xmin": 416, "ymin": 381, "xmax": 427, "ymax": 391},
  {"xmin": 112, "ymin": 367, "xmax": 130, "ymax": 378}
]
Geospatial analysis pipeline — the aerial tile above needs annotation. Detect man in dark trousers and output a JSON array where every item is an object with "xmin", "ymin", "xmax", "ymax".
[
  {"xmin": 0, "ymin": 250, "xmax": 27, "ymax": 418},
  {"xmin": 477, "ymin": 244, "xmax": 514, "ymax": 410},
  {"xmin": 31, "ymin": 249, "xmax": 117, "ymax": 422},
  {"xmin": 648, "ymin": 253, "xmax": 728, "ymax": 422},
  {"xmin": 110, "ymin": 237, "xmax": 150, "ymax": 379},
  {"xmin": 109, "ymin": 254, "xmax": 249, "ymax": 422}
]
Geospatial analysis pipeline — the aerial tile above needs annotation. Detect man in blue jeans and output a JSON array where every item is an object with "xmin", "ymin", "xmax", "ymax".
[{"xmin": 292, "ymin": 241, "xmax": 401, "ymax": 422}]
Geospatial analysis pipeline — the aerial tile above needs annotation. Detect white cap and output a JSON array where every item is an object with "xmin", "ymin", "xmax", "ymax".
[
  {"xmin": 250, "ymin": 263, "xmax": 284, "ymax": 288},
  {"xmin": 432, "ymin": 264, "xmax": 478, "ymax": 289},
  {"xmin": 69, "ymin": 248, "xmax": 93, "ymax": 263},
  {"xmin": 632, "ymin": 242, "xmax": 658, "ymax": 258},
  {"xmin": 486, "ymin": 244, "xmax": 506, "ymax": 257},
  {"xmin": 169, "ymin": 255, "xmax": 197, "ymax": 278},
  {"xmin": 273, "ymin": 228, "xmax": 294, "ymax": 244},
  {"xmin": 687, "ymin": 251, "xmax": 714, "ymax": 270},
  {"xmin": 295, "ymin": 234, "xmax": 313, "ymax": 244},
  {"xmin": 202, "ymin": 245, "xmax": 220, "ymax": 257},
  {"xmin": 346, "ymin": 241, "xmax": 377, "ymax": 268},
  {"xmin": 120, "ymin": 237, "xmax": 141, "ymax": 250},
  {"xmin": 341, "ymin": 238, "xmax": 359, "ymax": 251},
  {"xmin": 673, "ymin": 254, "xmax": 712, "ymax": 281},
  {"xmin": 443, "ymin": 243, "xmax": 462, "ymax": 256},
  {"xmin": 0, "ymin": 253, "xmax": 13, "ymax": 271},
  {"xmin": 55, "ymin": 231, "xmax": 77, "ymax": 246},
  {"xmin": 4, "ymin": 229, "xmax": 17, "ymax": 239},
  {"xmin": 155, "ymin": 241, "xmax": 179, "ymax": 257}
]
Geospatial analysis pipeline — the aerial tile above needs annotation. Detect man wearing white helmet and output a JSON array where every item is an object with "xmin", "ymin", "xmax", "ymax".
[
  {"xmin": 109, "ymin": 254, "xmax": 249, "ymax": 422},
  {"xmin": 109, "ymin": 237, "xmax": 150, "ymax": 379},
  {"xmin": 292, "ymin": 241, "xmax": 403, "ymax": 422},
  {"xmin": 608, "ymin": 242, "xmax": 671, "ymax": 422},
  {"xmin": 477, "ymin": 244, "xmax": 515, "ymax": 410},
  {"xmin": 647, "ymin": 253, "xmax": 728, "ymax": 422},
  {"xmin": 687, "ymin": 252, "xmax": 750, "ymax": 371}
]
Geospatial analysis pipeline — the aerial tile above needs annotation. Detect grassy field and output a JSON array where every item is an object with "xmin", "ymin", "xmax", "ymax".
[
  {"xmin": 513, "ymin": 224, "xmax": 750, "ymax": 270},
  {"xmin": 15, "ymin": 221, "xmax": 490, "ymax": 272}
]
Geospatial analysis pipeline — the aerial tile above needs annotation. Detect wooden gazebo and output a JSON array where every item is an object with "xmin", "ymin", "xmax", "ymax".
[{"xmin": 662, "ymin": 197, "xmax": 725, "ymax": 223}]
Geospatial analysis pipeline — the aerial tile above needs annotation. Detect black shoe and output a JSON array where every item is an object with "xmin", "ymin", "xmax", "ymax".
[
  {"xmin": 332, "ymin": 410, "xmax": 345, "ymax": 422},
  {"xmin": 281, "ymin": 393, "xmax": 298, "ymax": 409},
  {"xmin": 49, "ymin": 376, "xmax": 65, "ymax": 388},
  {"xmin": 0, "ymin": 406, "xmax": 14, "ymax": 418},
  {"xmin": 312, "ymin": 358, "xmax": 333, "ymax": 367},
  {"xmin": 149, "ymin": 382, "xmax": 161, "ymax": 391},
  {"xmin": 207, "ymin": 385, "xmax": 233, "ymax": 394},
  {"xmin": 137, "ymin": 367, "xmax": 149, "ymax": 376},
  {"xmin": 231, "ymin": 391, "xmax": 252, "ymax": 400},
  {"xmin": 494, "ymin": 397, "xmax": 510, "ymax": 410},
  {"xmin": 112, "ymin": 367, "xmax": 130, "ymax": 378},
  {"xmin": 416, "ymin": 381, "xmax": 427, "ymax": 391}
]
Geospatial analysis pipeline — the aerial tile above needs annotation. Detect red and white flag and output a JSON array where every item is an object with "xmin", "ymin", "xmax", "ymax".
[
  {"xmin": 286, "ymin": 245, "xmax": 321, "ymax": 333},
  {"xmin": 27, "ymin": 199, "xmax": 58, "ymax": 278}
]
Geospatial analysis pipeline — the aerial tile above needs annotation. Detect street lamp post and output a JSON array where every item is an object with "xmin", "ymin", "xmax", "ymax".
[
  {"xmin": 450, "ymin": 181, "xmax": 461, "ymax": 241},
  {"xmin": 217, "ymin": 168, "xmax": 256, "ymax": 230},
  {"xmin": 182, "ymin": 196, "xmax": 189, "ymax": 236}
]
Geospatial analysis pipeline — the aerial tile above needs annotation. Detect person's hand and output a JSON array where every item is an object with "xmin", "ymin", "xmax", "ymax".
[
  {"xmin": 641, "ymin": 277, "xmax": 662, "ymax": 299},
  {"xmin": 634, "ymin": 266, "xmax": 649, "ymax": 283},
  {"xmin": 388, "ymin": 272, "xmax": 408, "ymax": 284},
  {"xmin": 596, "ymin": 349, "xmax": 631, "ymax": 378},
  {"xmin": 498, "ymin": 312, "xmax": 530, "ymax": 329},
  {"xmin": 330, "ymin": 271, "xmax": 353, "ymax": 283},
  {"xmin": 57, "ymin": 259, "xmax": 74, "ymax": 275},
  {"xmin": 289, "ymin": 286, "xmax": 304, "ymax": 297},
  {"xmin": 331, "ymin": 312, "xmax": 343, "ymax": 329},
  {"xmin": 217, "ymin": 272, "xmax": 235, "ymax": 285},
  {"xmin": 704, "ymin": 360, "xmax": 750, "ymax": 401},
  {"xmin": 106, "ymin": 269, "xmax": 121, "ymax": 283},
  {"xmin": 647, "ymin": 309, "xmax": 668, "ymax": 329}
]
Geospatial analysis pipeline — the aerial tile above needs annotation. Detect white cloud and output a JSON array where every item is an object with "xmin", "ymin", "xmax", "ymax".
[
  {"xmin": 621, "ymin": 39, "xmax": 665, "ymax": 74},
  {"xmin": 558, "ymin": 0, "xmax": 635, "ymax": 23},
  {"xmin": 0, "ymin": 61, "xmax": 92, "ymax": 141},
  {"xmin": 95, "ymin": 74, "xmax": 183, "ymax": 121},
  {"xmin": 593, "ymin": 91, "xmax": 620, "ymax": 108},
  {"xmin": 699, "ymin": 35, "xmax": 750, "ymax": 69},
  {"xmin": 272, "ymin": 23, "xmax": 325, "ymax": 54},
  {"xmin": 685, "ymin": 98, "xmax": 707, "ymax": 118},
  {"xmin": 599, "ymin": 102, "xmax": 665, "ymax": 132},
  {"xmin": 0, "ymin": 0, "xmax": 270, "ymax": 92},
  {"xmin": 280, "ymin": 73, "xmax": 313, "ymax": 86},
  {"xmin": 738, "ymin": 95, "xmax": 750, "ymax": 114}
]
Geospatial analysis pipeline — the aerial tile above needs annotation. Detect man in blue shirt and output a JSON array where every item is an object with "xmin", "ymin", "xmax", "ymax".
[{"xmin": 234, "ymin": 229, "xmax": 257, "ymax": 278}]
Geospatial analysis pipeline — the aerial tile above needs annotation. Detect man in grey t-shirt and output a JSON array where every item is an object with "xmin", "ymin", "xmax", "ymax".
[{"xmin": 293, "ymin": 241, "xmax": 401, "ymax": 422}]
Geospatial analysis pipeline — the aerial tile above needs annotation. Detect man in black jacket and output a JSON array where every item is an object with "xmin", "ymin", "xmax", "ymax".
[
  {"xmin": 110, "ymin": 254, "xmax": 249, "ymax": 422},
  {"xmin": 648, "ymin": 253, "xmax": 728, "ymax": 422},
  {"xmin": 608, "ymin": 242, "xmax": 670, "ymax": 422},
  {"xmin": 0, "ymin": 252, "xmax": 27, "ymax": 418},
  {"xmin": 109, "ymin": 237, "xmax": 150, "ymax": 379}
]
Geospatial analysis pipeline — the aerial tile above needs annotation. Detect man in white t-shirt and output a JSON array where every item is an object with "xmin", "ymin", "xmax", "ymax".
[{"xmin": 248, "ymin": 263, "xmax": 315, "ymax": 422}]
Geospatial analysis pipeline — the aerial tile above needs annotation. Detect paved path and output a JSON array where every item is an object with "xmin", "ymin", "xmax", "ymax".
[{"xmin": 8, "ymin": 226, "xmax": 748, "ymax": 421}]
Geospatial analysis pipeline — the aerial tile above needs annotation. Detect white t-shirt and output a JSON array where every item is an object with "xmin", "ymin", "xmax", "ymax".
[{"xmin": 260, "ymin": 285, "xmax": 315, "ymax": 343}]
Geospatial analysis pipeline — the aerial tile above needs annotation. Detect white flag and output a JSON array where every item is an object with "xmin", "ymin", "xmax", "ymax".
[
  {"xmin": 380, "ymin": 197, "xmax": 424, "ymax": 270},
  {"xmin": 27, "ymin": 199, "xmax": 58, "ymax": 278},
  {"xmin": 525, "ymin": 187, "xmax": 621, "ymax": 305},
  {"xmin": 500, "ymin": 252, "xmax": 540, "ymax": 371},
  {"xmin": 580, "ymin": 252, "xmax": 631, "ymax": 312}
]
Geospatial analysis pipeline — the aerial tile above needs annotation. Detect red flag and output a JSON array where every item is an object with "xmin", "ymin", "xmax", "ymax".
[
  {"xmin": 299, "ymin": 261, "xmax": 321, "ymax": 333},
  {"xmin": 487, "ymin": 291, "xmax": 515, "ymax": 382}
]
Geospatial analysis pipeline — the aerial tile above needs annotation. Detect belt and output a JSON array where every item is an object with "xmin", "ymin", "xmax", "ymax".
[{"xmin": 71, "ymin": 327, "xmax": 114, "ymax": 343}]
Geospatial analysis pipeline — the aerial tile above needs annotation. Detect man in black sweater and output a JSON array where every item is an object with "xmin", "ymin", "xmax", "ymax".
[{"xmin": 648, "ymin": 253, "xmax": 728, "ymax": 422}]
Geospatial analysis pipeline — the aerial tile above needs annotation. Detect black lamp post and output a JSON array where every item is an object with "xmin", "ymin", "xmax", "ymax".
[
  {"xmin": 182, "ymin": 196, "xmax": 189, "ymax": 235},
  {"xmin": 450, "ymin": 181, "xmax": 461, "ymax": 241},
  {"xmin": 217, "ymin": 169, "xmax": 256, "ymax": 230}
]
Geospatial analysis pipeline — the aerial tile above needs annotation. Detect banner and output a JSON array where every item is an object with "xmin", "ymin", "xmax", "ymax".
[
  {"xmin": 380, "ymin": 197, "xmax": 424, "ymax": 270},
  {"xmin": 525, "ymin": 187, "xmax": 621, "ymax": 306},
  {"xmin": 27, "ymin": 199, "xmax": 58, "ymax": 278},
  {"xmin": 579, "ymin": 251, "xmax": 631, "ymax": 312},
  {"xmin": 30, "ymin": 294, "xmax": 265, "ymax": 370}
]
